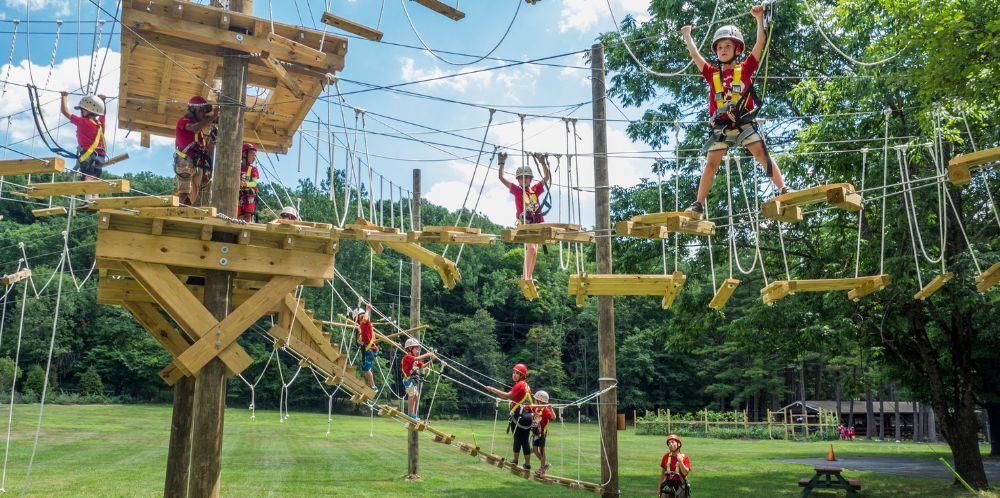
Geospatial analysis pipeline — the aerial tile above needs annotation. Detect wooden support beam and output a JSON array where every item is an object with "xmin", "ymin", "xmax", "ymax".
[
  {"xmin": 948, "ymin": 146, "xmax": 1000, "ymax": 183},
  {"xmin": 0, "ymin": 157, "xmax": 65, "ymax": 176},
  {"xmin": 914, "ymin": 272, "xmax": 953, "ymax": 300},
  {"xmin": 140, "ymin": 132, "xmax": 151, "ymax": 148},
  {"xmin": 708, "ymin": 278, "xmax": 740, "ymax": 310},
  {"xmin": 259, "ymin": 53, "xmax": 306, "ymax": 99},
  {"xmin": 135, "ymin": 206, "xmax": 218, "ymax": 218},
  {"xmin": 321, "ymin": 11, "xmax": 384, "ymax": 41},
  {"xmin": 32, "ymin": 207, "xmax": 68, "ymax": 217},
  {"xmin": 25, "ymin": 179, "xmax": 130, "ymax": 198},
  {"xmin": 156, "ymin": 55, "xmax": 174, "ymax": 114},
  {"xmin": 1, "ymin": 269, "xmax": 31, "ymax": 286},
  {"xmin": 975, "ymin": 262, "xmax": 1000, "ymax": 293},
  {"xmin": 92, "ymin": 195, "xmax": 179, "ymax": 210},
  {"xmin": 411, "ymin": 0, "xmax": 466, "ymax": 20}
]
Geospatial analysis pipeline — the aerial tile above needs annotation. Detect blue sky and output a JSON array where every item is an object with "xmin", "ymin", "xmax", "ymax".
[{"xmin": 0, "ymin": 0, "xmax": 661, "ymax": 225}]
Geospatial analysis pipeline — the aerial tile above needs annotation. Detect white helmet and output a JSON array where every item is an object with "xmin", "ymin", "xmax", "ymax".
[
  {"xmin": 75, "ymin": 95, "xmax": 105, "ymax": 116},
  {"xmin": 404, "ymin": 338, "xmax": 420, "ymax": 350},
  {"xmin": 352, "ymin": 307, "xmax": 366, "ymax": 319},
  {"xmin": 514, "ymin": 166, "xmax": 533, "ymax": 179},
  {"xmin": 535, "ymin": 390, "xmax": 549, "ymax": 403},
  {"xmin": 280, "ymin": 206, "xmax": 299, "ymax": 220},
  {"xmin": 712, "ymin": 25, "xmax": 745, "ymax": 53}
]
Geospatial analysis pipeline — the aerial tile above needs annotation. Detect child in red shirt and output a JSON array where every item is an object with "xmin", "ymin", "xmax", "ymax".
[
  {"xmin": 353, "ymin": 304, "xmax": 378, "ymax": 392},
  {"xmin": 680, "ymin": 5, "xmax": 788, "ymax": 217},
  {"xmin": 531, "ymin": 390, "xmax": 555, "ymax": 475},
  {"xmin": 659, "ymin": 434, "xmax": 691, "ymax": 497},
  {"xmin": 401, "ymin": 337, "xmax": 435, "ymax": 420},
  {"xmin": 497, "ymin": 152, "xmax": 551, "ymax": 287},
  {"xmin": 174, "ymin": 96, "xmax": 218, "ymax": 206},
  {"xmin": 486, "ymin": 363, "xmax": 534, "ymax": 471},
  {"xmin": 239, "ymin": 143, "xmax": 260, "ymax": 222},
  {"xmin": 59, "ymin": 92, "xmax": 107, "ymax": 201}
]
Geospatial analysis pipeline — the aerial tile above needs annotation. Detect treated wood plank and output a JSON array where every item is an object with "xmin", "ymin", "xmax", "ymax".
[
  {"xmin": 519, "ymin": 279, "xmax": 540, "ymax": 301},
  {"xmin": 259, "ymin": 53, "xmax": 306, "ymax": 99},
  {"xmin": 26, "ymin": 179, "xmax": 130, "ymax": 198},
  {"xmin": 31, "ymin": 207, "xmax": 67, "ymax": 217},
  {"xmin": 762, "ymin": 202, "xmax": 803, "ymax": 223},
  {"xmin": 763, "ymin": 275, "xmax": 891, "ymax": 304},
  {"xmin": 0, "ymin": 157, "xmax": 65, "ymax": 176},
  {"xmin": 135, "ymin": 206, "xmax": 217, "ymax": 219},
  {"xmin": 320, "ymin": 11, "xmax": 383, "ymax": 41},
  {"xmin": 411, "ymin": 0, "xmax": 466, "ymax": 20},
  {"xmin": 773, "ymin": 183, "xmax": 856, "ymax": 207},
  {"xmin": 914, "ymin": 272, "xmax": 953, "ymax": 300},
  {"xmin": 1, "ymin": 269, "xmax": 31, "ymax": 286},
  {"xmin": 92, "ymin": 195, "xmax": 179, "ymax": 209},
  {"xmin": 948, "ymin": 146, "xmax": 1000, "ymax": 169},
  {"xmin": 383, "ymin": 240, "xmax": 461, "ymax": 289},
  {"xmin": 708, "ymin": 278, "xmax": 740, "ymax": 310},
  {"xmin": 976, "ymin": 262, "xmax": 1000, "ymax": 292},
  {"xmin": 762, "ymin": 183, "xmax": 861, "ymax": 222}
]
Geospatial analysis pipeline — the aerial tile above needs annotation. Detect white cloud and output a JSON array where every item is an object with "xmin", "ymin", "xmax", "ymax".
[
  {"xmin": 399, "ymin": 57, "xmax": 494, "ymax": 93},
  {"xmin": 3, "ymin": 0, "xmax": 71, "ymax": 16},
  {"xmin": 557, "ymin": 0, "xmax": 651, "ymax": 34}
]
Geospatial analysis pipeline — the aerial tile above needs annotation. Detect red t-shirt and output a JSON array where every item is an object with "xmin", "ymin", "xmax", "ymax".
[
  {"xmin": 533, "ymin": 405, "xmax": 555, "ymax": 432},
  {"xmin": 358, "ymin": 320, "xmax": 374, "ymax": 348},
  {"xmin": 701, "ymin": 54, "xmax": 759, "ymax": 120},
  {"xmin": 175, "ymin": 116, "xmax": 212, "ymax": 152},
  {"xmin": 507, "ymin": 380, "xmax": 530, "ymax": 406},
  {"xmin": 68, "ymin": 114, "xmax": 105, "ymax": 154},
  {"xmin": 508, "ymin": 182, "xmax": 545, "ymax": 223},
  {"xmin": 401, "ymin": 354, "xmax": 423, "ymax": 378},
  {"xmin": 660, "ymin": 452, "xmax": 691, "ymax": 476}
]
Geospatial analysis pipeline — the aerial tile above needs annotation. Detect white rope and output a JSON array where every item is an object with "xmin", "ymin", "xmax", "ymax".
[
  {"xmin": 444, "ymin": 108, "xmax": 496, "ymax": 259},
  {"xmin": 0, "ymin": 269, "xmax": 30, "ymax": 493},
  {"xmin": 802, "ymin": 0, "xmax": 910, "ymax": 67},
  {"xmin": 605, "ymin": 0, "xmax": 720, "ymax": 78},
  {"xmin": 423, "ymin": 364, "xmax": 445, "ymax": 421},
  {"xmin": 854, "ymin": 149, "xmax": 869, "ymax": 278},
  {"xmin": 399, "ymin": 0, "xmax": 521, "ymax": 66}
]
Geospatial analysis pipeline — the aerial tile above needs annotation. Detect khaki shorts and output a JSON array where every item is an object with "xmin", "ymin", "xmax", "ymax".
[
  {"xmin": 173, "ymin": 154, "xmax": 196, "ymax": 196},
  {"xmin": 705, "ymin": 122, "xmax": 762, "ymax": 153}
]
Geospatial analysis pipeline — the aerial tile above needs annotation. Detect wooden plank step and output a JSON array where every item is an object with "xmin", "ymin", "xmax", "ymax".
[
  {"xmin": 519, "ymin": 279, "xmax": 540, "ymax": 301},
  {"xmin": 91, "ymin": 195, "xmax": 179, "ymax": 209},
  {"xmin": 568, "ymin": 272, "xmax": 686, "ymax": 309},
  {"xmin": 914, "ymin": 272, "xmax": 953, "ymax": 300},
  {"xmin": 762, "ymin": 183, "xmax": 861, "ymax": 223},
  {"xmin": 763, "ymin": 275, "xmax": 891, "ymax": 305},
  {"xmin": 617, "ymin": 212, "xmax": 716, "ymax": 238},
  {"xmin": 949, "ymin": 146, "xmax": 1000, "ymax": 169},
  {"xmin": 32, "ymin": 207, "xmax": 68, "ymax": 217},
  {"xmin": 321, "ymin": 11, "xmax": 383, "ymax": 41},
  {"xmin": 411, "ymin": 0, "xmax": 465, "ymax": 20},
  {"xmin": 26, "ymin": 179, "xmax": 130, "ymax": 198},
  {"xmin": 975, "ymin": 262, "xmax": 1000, "ymax": 292},
  {"xmin": 708, "ymin": 278, "xmax": 740, "ymax": 310},
  {"xmin": 422, "ymin": 225, "xmax": 482, "ymax": 235},
  {"xmin": 1, "ymin": 269, "xmax": 31, "ymax": 286},
  {"xmin": 0, "ymin": 157, "xmax": 65, "ymax": 176}
]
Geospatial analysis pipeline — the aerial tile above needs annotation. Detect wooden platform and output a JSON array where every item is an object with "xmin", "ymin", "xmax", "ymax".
[
  {"xmin": 948, "ymin": 146, "xmax": 1000, "ymax": 186},
  {"xmin": 616, "ymin": 211, "xmax": 716, "ymax": 239},
  {"xmin": 411, "ymin": 0, "xmax": 466, "ymax": 20},
  {"xmin": 502, "ymin": 223, "xmax": 594, "ymax": 244},
  {"xmin": 568, "ymin": 272, "xmax": 686, "ymax": 309},
  {"xmin": 708, "ymin": 278, "xmax": 740, "ymax": 310},
  {"xmin": 0, "ymin": 157, "xmax": 64, "ymax": 176},
  {"xmin": 408, "ymin": 226, "xmax": 497, "ymax": 245},
  {"xmin": 762, "ymin": 183, "xmax": 862, "ymax": 222},
  {"xmin": 976, "ymin": 262, "xmax": 1000, "ymax": 292},
  {"xmin": 761, "ymin": 275, "xmax": 890, "ymax": 305},
  {"xmin": 118, "ymin": 0, "xmax": 349, "ymax": 153},
  {"xmin": 321, "ymin": 11, "xmax": 383, "ymax": 41},
  {"xmin": 25, "ymin": 179, "xmax": 130, "ymax": 198},
  {"xmin": 914, "ymin": 272, "xmax": 953, "ymax": 300}
]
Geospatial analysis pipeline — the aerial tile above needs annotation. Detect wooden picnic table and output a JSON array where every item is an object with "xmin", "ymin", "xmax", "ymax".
[{"xmin": 798, "ymin": 466, "xmax": 861, "ymax": 497}]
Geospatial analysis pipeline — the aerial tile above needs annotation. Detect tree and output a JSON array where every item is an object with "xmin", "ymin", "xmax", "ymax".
[
  {"xmin": 23, "ymin": 365, "xmax": 47, "ymax": 395},
  {"xmin": 522, "ymin": 326, "xmax": 568, "ymax": 398},
  {"xmin": 0, "ymin": 357, "xmax": 21, "ymax": 395},
  {"xmin": 79, "ymin": 365, "xmax": 104, "ymax": 396}
]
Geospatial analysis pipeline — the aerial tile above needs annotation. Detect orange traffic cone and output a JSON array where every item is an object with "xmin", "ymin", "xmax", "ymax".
[{"xmin": 827, "ymin": 444, "xmax": 837, "ymax": 461}]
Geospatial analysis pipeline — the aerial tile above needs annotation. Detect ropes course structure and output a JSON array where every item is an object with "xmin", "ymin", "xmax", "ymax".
[{"xmin": 0, "ymin": 0, "xmax": 996, "ymax": 496}]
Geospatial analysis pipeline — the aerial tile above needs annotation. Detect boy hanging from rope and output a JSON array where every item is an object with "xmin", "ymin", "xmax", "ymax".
[
  {"xmin": 497, "ymin": 152, "xmax": 551, "ymax": 285},
  {"xmin": 531, "ymin": 389, "xmax": 554, "ymax": 476},
  {"xmin": 239, "ymin": 143, "xmax": 260, "ymax": 222},
  {"xmin": 174, "ymin": 96, "xmax": 218, "ymax": 206},
  {"xmin": 659, "ymin": 434, "xmax": 691, "ymax": 498},
  {"xmin": 681, "ymin": 4, "xmax": 789, "ymax": 217},
  {"xmin": 486, "ymin": 363, "xmax": 535, "ymax": 471},
  {"xmin": 401, "ymin": 337, "xmax": 435, "ymax": 420},
  {"xmin": 59, "ymin": 92, "xmax": 107, "ymax": 201},
  {"xmin": 353, "ymin": 304, "xmax": 379, "ymax": 393}
]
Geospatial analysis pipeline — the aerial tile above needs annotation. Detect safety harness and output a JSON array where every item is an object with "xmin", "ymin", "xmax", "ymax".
[
  {"xmin": 708, "ymin": 60, "xmax": 776, "ymax": 178},
  {"xmin": 78, "ymin": 118, "xmax": 104, "ymax": 163},
  {"xmin": 175, "ymin": 116, "xmax": 215, "ymax": 171},
  {"xmin": 507, "ymin": 385, "xmax": 536, "ymax": 433}
]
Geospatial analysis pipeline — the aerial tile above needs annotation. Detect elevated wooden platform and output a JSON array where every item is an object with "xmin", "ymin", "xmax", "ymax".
[
  {"xmin": 502, "ymin": 223, "xmax": 594, "ymax": 244},
  {"xmin": 568, "ymin": 272, "xmax": 686, "ymax": 309},
  {"xmin": 118, "ymin": 0, "xmax": 349, "ymax": 153},
  {"xmin": 976, "ymin": 262, "xmax": 1000, "ymax": 293},
  {"xmin": 0, "ymin": 157, "xmax": 64, "ymax": 176},
  {"xmin": 408, "ymin": 226, "xmax": 497, "ymax": 245},
  {"xmin": 762, "ymin": 183, "xmax": 862, "ymax": 223},
  {"xmin": 616, "ymin": 211, "xmax": 716, "ymax": 239},
  {"xmin": 914, "ymin": 272, "xmax": 953, "ymax": 300},
  {"xmin": 948, "ymin": 146, "xmax": 1000, "ymax": 186},
  {"xmin": 25, "ymin": 179, "xmax": 130, "ymax": 199},
  {"xmin": 761, "ymin": 275, "xmax": 890, "ymax": 305},
  {"xmin": 708, "ymin": 278, "xmax": 740, "ymax": 310}
]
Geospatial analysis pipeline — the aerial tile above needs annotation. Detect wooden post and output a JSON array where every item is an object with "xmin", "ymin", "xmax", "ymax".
[
  {"xmin": 667, "ymin": 409, "xmax": 671, "ymax": 434},
  {"xmin": 188, "ymin": 2, "xmax": 252, "ymax": 497},
  {"xmin": 744, "ymin": 408, "xmax": 749, "ymax": 437},
  {"xmin": 407, "ymin": 169, "xmax": 421, "ymax": 479},
  {"xmin": 704, "ymin": 409, "xmax": 709, "ymax": 434},
  {"xmin": 767, "ymin": 409, "xmax": 772, "ymax": 439},
  {"xmin": 632, "ymin": 409, "xmax": 637, "ymax": 427},
  {"xmin": 590, "ymin": 43, "xmax": 619, "ymax": 498},
  {"xmin": 164, "ymin": 376, "xmax": 194, "ymax": 498},
  {"xmin": 784, "ymin": 409, "xmax": 789, "ymax": 440}
]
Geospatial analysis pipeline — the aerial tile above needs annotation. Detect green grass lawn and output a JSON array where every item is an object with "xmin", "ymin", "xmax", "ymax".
[{"xmin": 0, "ymin": 404, "xmax": 993, "ymax": 496}]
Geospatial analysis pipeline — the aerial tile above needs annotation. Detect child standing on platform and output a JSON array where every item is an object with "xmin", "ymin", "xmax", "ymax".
[
  {"xmin": 60, "ymin": 92, "xmax": 107, "ymax": 201},
  {"xmin": 531, "ymin": 390, "xmax": 555, "ymax": 476}
]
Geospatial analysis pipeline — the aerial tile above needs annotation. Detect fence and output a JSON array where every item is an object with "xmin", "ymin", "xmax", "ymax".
[{"xmin": 635, "ymin": 408, "xmax": 839, "ymax": 441}]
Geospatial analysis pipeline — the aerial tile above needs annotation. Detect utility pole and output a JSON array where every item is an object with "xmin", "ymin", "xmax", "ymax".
[
  {"xmin": 187, "ymin": 2, "xmax": 252, "ymax": 497},
  {"xmin": 407, "ymin": 168, "xmax": 422, "ymax": 479},
  {"xmin": 590, "ymin": 43, "xmax": 619, "ymax": 497}
]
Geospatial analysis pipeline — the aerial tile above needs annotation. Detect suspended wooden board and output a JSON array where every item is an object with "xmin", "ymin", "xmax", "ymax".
[
  {"xmin": 1, "ymin": 269, "xmax": 31, "ymax": 286},
  {"xmin": 568, "ymin": 272, "xmax": 686, "ymax": 309},
  {"xmin": 349, "ymin": 218, "xmax": 462, "ymax": 289},
  {"xmin": 502, "ymin": 223, "xmax": 594, "ymax": 244},
  {"xmin": 408, "ymin": 226, "xmax": 497, "ymax": 245},
  {"xmin": 0, "ymin": 157, "xmax": 64, "ymax": 176},
  {"xmin": 25, "ymin": 179, "xmax": 130, "ymax": 198},
  {"xmin": 948, "ymin": 146, "xmax": 1000, "ymax": 186},
  {"xmin": 914, "ymin": 272, "xmax": 953, "ymax": 300},
  {"xmin": 321, "ymin": 11, "xmax": 383, "ymax": 41},
  {"xmin": 976, "ymin": 262, "xmax": 1000, "ymax": 292},
  {"xmin": 761, "ymin": 275, "xmax": 890, "ymax": 305},
  {"xmin": 411, "ymin": 0, "xmax": 466, "ymax": 20},
  {"xmin": 519, "ymin": 279, "xmax": 540, "ymax": 301},
  {"xmin": 708, "ymin": 278, "xmax": 740, "ymax": 310},
  {"xmin": 31, "ymin": 207, "xmax": 68, "ymax": 217},
  {"xmin": 762, "ymin": 183, "xmax": 862, "ymax": 222},
  {"xmin": 616, "ymin": 211, "xmax": 716, "ymax": 238},
  {"xmin": 118, "ymin": 0, "xmax": 349, "ymax": 154}
]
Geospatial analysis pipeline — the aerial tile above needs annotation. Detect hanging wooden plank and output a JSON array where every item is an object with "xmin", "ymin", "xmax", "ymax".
[
  {"xmin": 31, "ymin": 207, "xmax": 68, "ymax": 217},
  {"xmin": 708, "ymin": 278, "xmax": 740, "ymax": 310},
  {"xmin": 321, "ymin": 11, "xmax": 384, "ymax": 41},
  {"xmin": 763, "ymin": 275, "xmax": 891, "ymax": 305},
  {"xmin": 0, "ymin": 157, "xmax": 65, "ymax": 176},
  {"xmin": 410, "ymin": 0, "xmax": 466, "ymax": 20},
  {"xmin": 519, "ymin": 279, "xmax": 540, "ymax": 301},
  {"xmin": 975, "ymin": 262, "xmax": 1000, "ymax": 292},
  {"xmin": 568, "ymin": 272, "xmax": 686, "ymax": 309},
  {"xmin": 1, "ymin": 269, "xmax": 31, "ymax": 286},
  {"xmin": 914, "ymin": 272, "xmax": 953, "ymax": 300},
  {"xmin": 25, "ymin": 179, "xmax": 130, "ymax": 198},
  {"xmin": 762, "ymin": 183, "xmax": 862, "ymax": 223}
]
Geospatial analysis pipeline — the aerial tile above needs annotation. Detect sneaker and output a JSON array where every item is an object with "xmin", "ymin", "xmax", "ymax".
[
  {"xmin": 540, "ymin": 463, "xmax": 550, "ymax": 474},
  {"xmin": 779, "ymin": 186, "xmax": 792, "ymax": 195},
  {"xmin": 523, "ymin": 463, "xmax": 531, "ymax": 471},
  {"xmin": 685, "ymin": 201, "xmax": 704, "ymax": 218},
  {"xmin": 371, "ymin": 385, "xmax": 379, "ymax": 393}
]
